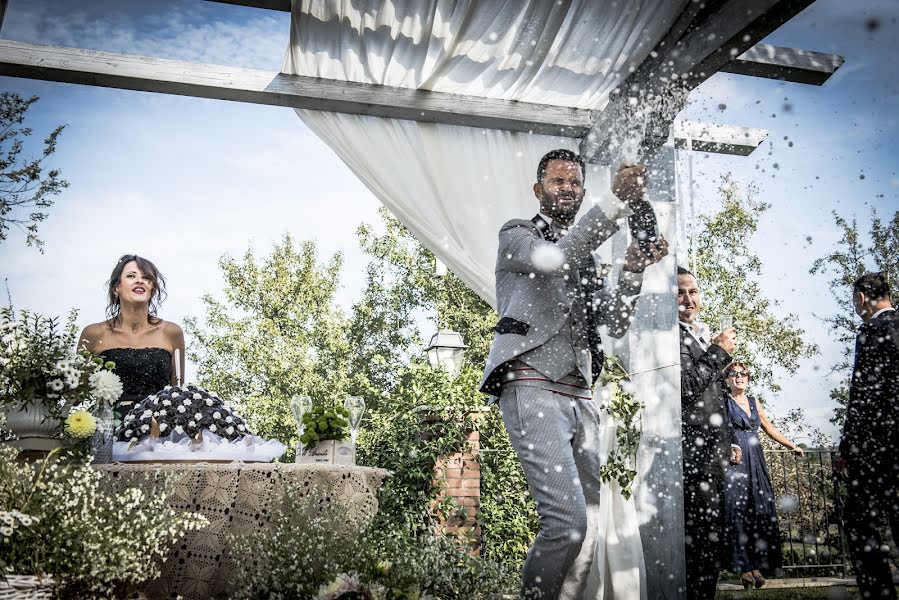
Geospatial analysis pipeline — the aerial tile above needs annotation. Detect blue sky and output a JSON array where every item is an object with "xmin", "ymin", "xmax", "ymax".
[{"xmin": 0, "ymin": 0, "xmax": 896, "ymax": 441}]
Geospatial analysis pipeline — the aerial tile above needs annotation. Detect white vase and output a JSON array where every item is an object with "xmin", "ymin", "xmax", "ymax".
[
  {"xmin": 1, "ymin": 403, "xmax": 62, "ymax": 452},
  {"xmin": 295, "ymin": 439, "xmax": 355, "ymax": 465}
]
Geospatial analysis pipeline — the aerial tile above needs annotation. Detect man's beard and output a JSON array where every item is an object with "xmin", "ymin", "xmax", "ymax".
[{"xmin": 541, "ymin": 192, "xmax": 581, "ymax": 222}]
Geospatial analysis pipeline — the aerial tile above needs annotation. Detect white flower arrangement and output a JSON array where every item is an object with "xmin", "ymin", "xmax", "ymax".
[
  {"xmin": 0, "ymin": 308, "xmax": 123, "ymax": 433},
  {"xmin": 89, "ymin": 370, "xmax": 124, "ymax": 405},
  {"xmin": 0, "ymin": 509, "xmax": 38, "ymax": 541},
  {"xmin": 0, "ymin": 446, "xmax": 207, "ymax": 595}
]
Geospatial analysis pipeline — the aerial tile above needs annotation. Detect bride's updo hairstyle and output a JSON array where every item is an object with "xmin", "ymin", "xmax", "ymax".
[{"xmin": 105, "ymin": 254, "xmax": 168, "ymax": 328}]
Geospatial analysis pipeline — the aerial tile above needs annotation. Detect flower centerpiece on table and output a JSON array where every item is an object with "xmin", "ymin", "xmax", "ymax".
[
  {"xmin": 0, "ymin": 307, "xmax": 122, "ymax": 438},
  {"xmin": 298, "ymin": 404, "xmax": 350, "ymax": 449},
  {"xmin": 296, "ymin": 404, "xmax": 354, "ymax": 465}
]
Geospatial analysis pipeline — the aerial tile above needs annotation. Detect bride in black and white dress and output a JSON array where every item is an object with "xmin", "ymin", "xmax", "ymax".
[{"xmin": 78, "ymin": 254, "xmax": 185, "ymax": 422}]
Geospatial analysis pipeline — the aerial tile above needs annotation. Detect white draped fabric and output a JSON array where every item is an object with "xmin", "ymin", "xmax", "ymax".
[
  {"xmin": 282, "ymin": 0, "xmax": 687, "ymax": 305},
  {"xmin": 281, "ymin": 2, "xmax": 688, "ymax": 598}
]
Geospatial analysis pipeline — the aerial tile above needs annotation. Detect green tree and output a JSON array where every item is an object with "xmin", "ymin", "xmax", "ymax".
[
  {"xmin": 690, "ymin": 175, "xmax": 819, "ymax": 395},
  {"xmin": 184, "ymin": 234, "xmax": 354, "ymax": 456},
  {"xmin": 809, "ymin": 208, "xmax": 899, "ymax": 428},
  {"xmin": 349, "ymin": 208, "xmax": 495, "ymax": 402},
  {"xmin": 349, "ymin": 209, "xmax": 536, "ymax": 566},
  {"xmin": 0, "ymin": 92, "xmax": 69, "ymax": 253}
]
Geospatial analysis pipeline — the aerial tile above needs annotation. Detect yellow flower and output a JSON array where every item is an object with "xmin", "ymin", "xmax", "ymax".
[{"xmin": 64, "ymin": 410, "xmax": 97, "ymax": 438}]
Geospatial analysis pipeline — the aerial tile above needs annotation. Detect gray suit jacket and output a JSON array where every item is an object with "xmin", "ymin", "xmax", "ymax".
[{"xmin": 479, "ymin": 204, "xmax": 644, "ymax": 395}]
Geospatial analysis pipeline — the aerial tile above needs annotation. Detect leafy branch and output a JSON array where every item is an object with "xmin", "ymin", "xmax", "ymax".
[
  {"xmin": 0, "ymin": 92, "xmax": 69, "ymax": 253},
  {"xmin": 598, "ymin": 355, "xmax": 643, "ymax": 500}
]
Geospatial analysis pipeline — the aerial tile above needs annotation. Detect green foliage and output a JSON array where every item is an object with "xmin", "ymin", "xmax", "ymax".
[
  {"xmin": 348, "ymin": 213, "xmax": 534, "ymax": 567},
  {"xmin": 228, "ymin": 479, "xmax": 516, "ymax": 599},
  {"xmin": 715, "ymin": 586, "xmax": 869, "ymax": 599},
  {"xmin": 0, "ymin": 307, "xmax": 120, "ymax": 442},
  {"xmin": 809, "ymin": 208, "xmax": 899, "ymax": 428},
  {"xmin": 299, "ymin": 404, "xmax": 350, "ymax": 447},
  {"xmin": 597, "ymin": 355, "xmax": 643, "ymax": 499},
  {"xmin": 349, "ymin": 208, "xmax": 496, "ymax": 402},
  {"xmin": 690, "ymin": 175, "xmax": 818, "ymax": 395},
  {"xmin": 477, "ymin": 408, "xmax": 538, "ymax": 566},
  {"xmin": 0, "ymin": 92, "xmax": 69, "ymax": 253},
  {"xmin": 763, "ymin": 407, "xmax": 831, "ymax": 450},
  {"xmin": 359, "ymin": 361, "xmax": 482, "ymax": 535},
  {"xmin": 185, "ymin": 234, "xmax": 359, "ymax": 460}
]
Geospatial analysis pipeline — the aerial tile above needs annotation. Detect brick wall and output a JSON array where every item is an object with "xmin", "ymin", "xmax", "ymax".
[{"xmin": 431, "ymin": 429, "xmax": 481, "ymax": 554}]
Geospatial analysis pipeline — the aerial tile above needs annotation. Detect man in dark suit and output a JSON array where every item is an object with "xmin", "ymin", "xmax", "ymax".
[
  {"xmin": 480, "ymin": 149, "xmax": 668, "ymax": 599},
  {"xmin": 837, "ymin": 272, "xmax": 899, "ymax": 600},
  {"xmin": 677, "ymin": 266, "xmax": 741, "ymax": 600}
]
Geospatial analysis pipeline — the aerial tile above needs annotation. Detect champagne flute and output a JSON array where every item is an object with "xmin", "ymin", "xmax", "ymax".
[
  {"xmin": 290, "ymin": 395, "xmax": 313, "ymax": 447},
  {"xmin": 344, "ymin": 395, "xmax": 366, "ymax": 446}
]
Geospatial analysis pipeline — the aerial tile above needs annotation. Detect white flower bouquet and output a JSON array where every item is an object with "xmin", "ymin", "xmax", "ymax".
[{"xmin": 0, "ymin": 307, "xmax": 122, "ymax": 433}]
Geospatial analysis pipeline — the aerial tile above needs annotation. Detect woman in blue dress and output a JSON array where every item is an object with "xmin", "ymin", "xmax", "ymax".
[{"xmin": 723, "ymin": 362, "xmax": 804, "ymax": 590}]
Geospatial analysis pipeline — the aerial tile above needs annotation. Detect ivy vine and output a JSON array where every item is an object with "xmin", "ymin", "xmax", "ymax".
[{"xmin": 597, "ymin": 354, "xmax": 644, "ymax": 500}]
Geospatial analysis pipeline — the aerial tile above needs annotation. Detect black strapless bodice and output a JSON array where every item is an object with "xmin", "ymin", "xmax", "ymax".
[{"xmin": 101, "ymin": 348, "xmax": 172, "ymax": 415}]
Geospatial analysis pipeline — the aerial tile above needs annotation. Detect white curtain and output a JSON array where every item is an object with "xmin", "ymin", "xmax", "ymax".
[
  {"xmin": 282, "ymin": 0, "xmax": 687, "ymax": 307},
  {"xmin": 281, "ymin": 2, "xmax": 688, "ymax": 598}
]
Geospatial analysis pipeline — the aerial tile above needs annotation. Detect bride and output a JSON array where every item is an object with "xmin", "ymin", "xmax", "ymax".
[{"xmin": 78, "ymin": 254, "xmax": 185, "ymax": 421}]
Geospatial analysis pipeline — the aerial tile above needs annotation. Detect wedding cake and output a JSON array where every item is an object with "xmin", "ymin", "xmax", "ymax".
[{"xmin": 112, "ymin": 384, "xmax": 285, "ymax": 462}]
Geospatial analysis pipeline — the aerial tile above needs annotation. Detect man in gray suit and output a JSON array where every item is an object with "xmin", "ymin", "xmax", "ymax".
[{"xmin": 480, "ymin": 149, "xmax": 668, "ymax": 599}]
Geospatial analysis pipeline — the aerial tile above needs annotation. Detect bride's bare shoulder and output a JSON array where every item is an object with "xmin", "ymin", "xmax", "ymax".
[{"xmin": 159, "ymin": 320, "xmax": 185, "ymax": 344}]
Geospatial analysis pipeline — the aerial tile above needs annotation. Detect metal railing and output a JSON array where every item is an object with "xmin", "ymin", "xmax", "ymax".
[
  {"xmin": 765, "ymin": 448, "xmax": 851, "ymax": 578},
  {"xmin": 480, "ymin": 446, "xmax": 859, "ymax": 578}
]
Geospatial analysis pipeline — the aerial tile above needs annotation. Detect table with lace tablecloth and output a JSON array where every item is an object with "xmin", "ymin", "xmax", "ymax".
[{"xmin": 95, "ymin": 462, "xmax": 388, "ymax": 599}]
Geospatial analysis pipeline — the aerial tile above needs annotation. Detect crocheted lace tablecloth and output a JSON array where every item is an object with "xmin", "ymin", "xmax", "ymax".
[{"xmin": 95, "ymin": 462, "xmax": 388, "ymax": 599}]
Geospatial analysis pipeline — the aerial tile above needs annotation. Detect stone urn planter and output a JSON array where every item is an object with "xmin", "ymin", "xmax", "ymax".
[{"xmin": 1, "ymin": 403, "xmax": 62, "ymax": 452}]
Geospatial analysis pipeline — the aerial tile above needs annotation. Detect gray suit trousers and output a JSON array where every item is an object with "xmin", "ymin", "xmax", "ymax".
[{"xmin": 499, "ymin": 383, "xmax": 602, "ymax": 600}]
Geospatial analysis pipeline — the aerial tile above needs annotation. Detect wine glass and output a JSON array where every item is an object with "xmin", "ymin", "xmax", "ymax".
[
  {"xmin": 289, "ymin": 395, "xmax": 313, "ymax": 443},
  {"xmin": 344, "ymin": 395, "xmax": 366, "ymax": 446}
]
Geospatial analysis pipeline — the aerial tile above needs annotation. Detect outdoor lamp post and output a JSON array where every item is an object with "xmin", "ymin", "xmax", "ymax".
[{"xmin": 424, "ymin": 329, "xmax": 468, "ymax": 379}]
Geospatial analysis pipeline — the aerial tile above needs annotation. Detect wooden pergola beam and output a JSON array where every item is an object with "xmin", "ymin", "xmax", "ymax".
[
  {"xmin": 673, "ymin": 121, "xmax": 768, "ymax": 156},
  {"xmin": 720, "ymin": 43, "xmax": 844, "ymax": 85},
  {"xmin": 673, "ymin": 0, "xmax": 819, "ymax": 85},
  {"xmin": 580, "ymin": 0, "xmax": 819, "ymax": 162},
  {"xmin": 0, "ymin": 40, "xmax": 593, "ymax": 137},
  {"xmin": 206, "ymin": 0, "xmax": 289, "ymax": 10},
  {"xmin": 0, "ymin": 40, "xmax": 767, "ymax": 159},
  {"xmin": 208, "ymin": 0, "xmax": 829, "ymax": 161}
]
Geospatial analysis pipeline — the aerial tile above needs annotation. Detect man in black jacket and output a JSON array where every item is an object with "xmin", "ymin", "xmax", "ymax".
[
  {"xmin": 837, "ymin": 272, "xmax": 899, "ymax": 600},
  {"xmin": 677, "ymin": 266, "xmax": 741, "ymax": 599}
]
